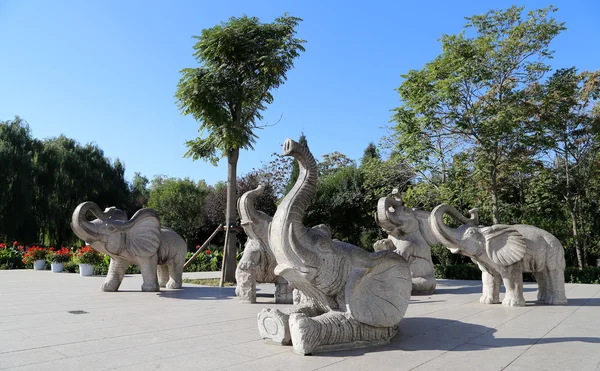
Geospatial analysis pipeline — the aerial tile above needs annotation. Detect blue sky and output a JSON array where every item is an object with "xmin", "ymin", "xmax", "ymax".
[{"xmin": 1, "ymin": 1, "xmax": 598, "ymax": 186}]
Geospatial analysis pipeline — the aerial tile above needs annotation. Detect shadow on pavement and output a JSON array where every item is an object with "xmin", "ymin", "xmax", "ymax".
[
  {"xmin": 157, "ymin": 286, "xmax": 237, "ymax": 300},
  {"xmin": 315, "ymin": 316, "xmax": 600, "ymax": 357}
]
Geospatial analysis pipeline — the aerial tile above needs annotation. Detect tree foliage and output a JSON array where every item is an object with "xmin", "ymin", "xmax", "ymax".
[{"xmin": 392, "ymin": 5, "xmax": 565, "ymax": 224}]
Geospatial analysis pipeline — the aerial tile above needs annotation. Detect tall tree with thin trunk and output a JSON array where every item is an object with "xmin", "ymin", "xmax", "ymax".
[
  {"xmin": 175, "ymin": 14, "xmax": 305, "ymax": 282},
  {"xmin": 392, "ymin": 5, "xmax": 565, "ymax": 224}
]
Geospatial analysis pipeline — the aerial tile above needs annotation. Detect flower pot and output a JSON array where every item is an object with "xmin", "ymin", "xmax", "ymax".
[
  {"xmin": 51, "ymin": 262, "xmax": 64, "ymax": 273},
  {"xmin": 33, "ymin": 259, "xmax": 45, "ymax": 270},
  {"xmin": 79, "ymin": 264, "xmax": 94, "ymax": 276}
]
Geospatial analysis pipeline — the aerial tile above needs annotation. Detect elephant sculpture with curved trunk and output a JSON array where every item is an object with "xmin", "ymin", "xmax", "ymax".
[
  {"xmin": 71, "ymin": 202, "xmax": 187, "ymax": 292},
  {"xmin": 374, "ymin": 197, "xmax": 479, "ymax": 295},
  {"xmin": 429, "ymin": 204, "xmax": 568, "ymax": 306},
  {"xmin": 235, "ymin": 184, "xmax": 293, "ymax": 304},
  {"xmin": 257, "ymin": 138, "xmax": 412, "ymax": 355}
]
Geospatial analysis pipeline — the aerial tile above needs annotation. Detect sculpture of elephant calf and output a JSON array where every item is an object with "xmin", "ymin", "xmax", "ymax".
[
  {"xmin": 429, "ymin": 204, "xmax": 568, "ymax": 306},
  {"xmin": 71, "ymin": 202, "xmax": 187, "ymax": 292},
  {"xmin": 235, "ymin": 185, "xmax": 293, "ymax": 304},
  {"xmin": 258, "ymin": 139, "xmax": 412, "ymax": 355}
]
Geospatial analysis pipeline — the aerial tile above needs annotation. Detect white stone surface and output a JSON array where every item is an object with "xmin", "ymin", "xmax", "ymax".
[
  {"xmin": 374, "ymin": 197, "xmax": 441, "ymax": 295},
  {"xmin": 236, "ymin": 185, "xmax": 292, "ymax": 304},
  {"xmin": 71, "ymin": 202, "xmax": 187, "ymax": 292},
  {"xmin": 430, "ymin": 204, "xmax": 568, "ymax": 306},
  {"xmin": 0, "ymin": 270, "xmax": 599, "ymax": 370},
  {"xmin": 262, "ymin": 138, "xmax": 412, "ymax": 355}
]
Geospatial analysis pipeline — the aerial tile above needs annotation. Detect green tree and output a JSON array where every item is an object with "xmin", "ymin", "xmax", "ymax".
[
  {"xmin": 147, "ymin": 176, "xmax": 209, "ymax": 247},
  {"xmin": 536, "ymin": 68, "xmax": 600, "ymax": 267},
  {"xmin": 175, "ymin": 14, "xmax": 305, "ymax": 282},
  {"xmin": 0, "ymin": 117, "xmax": 38, "ymax": 243},
  {"xmin": 392, "ymin": 5, "xmax": 565, "ymax": 224},
  {"xmin": 128, "ymin": 172, "xmax": 150, "ymax": 213}
]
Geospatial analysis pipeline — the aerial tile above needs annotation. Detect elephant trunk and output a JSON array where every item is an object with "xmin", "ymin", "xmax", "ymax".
[
  {"xmin": 376, "ymin": 197, "xmax": 411, "ymax": 233},
  {"xmin": 71, "ymin": 201, "xmax": 104, "ymax": 242},
  {"xmin": 278, "ymin": 138, "xmax": 318, "ymax": 224},
  {"xmin": 429, "ymin": 204, "xmax": 471, "ymax": 252},
  {"xmin": 270, "ymin": 138, "xmax": 318, "ymax": 267},
  {"xmin": 238, "ymin": 185, "xmax": 272, "ymax": 225}
]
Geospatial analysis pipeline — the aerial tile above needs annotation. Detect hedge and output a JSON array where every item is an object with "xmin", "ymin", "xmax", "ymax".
[{"xmin": 434, "ymin": 264, "xmax": 600, "ymax": 284}]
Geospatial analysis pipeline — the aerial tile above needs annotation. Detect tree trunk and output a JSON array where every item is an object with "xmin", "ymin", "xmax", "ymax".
[
  {"xmin": 223, "ymin": 148, "xmax": 240, "ymax": 282},
  {"xmin": 490, "ymin": 167, "xmax": 500, "ymax": 224},
  {"xmin": 569, "ymin": 202, "xmax": 584, "ymax": 269}
]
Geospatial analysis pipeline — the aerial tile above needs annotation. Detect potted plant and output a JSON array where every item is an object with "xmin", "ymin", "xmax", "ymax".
[
  {"xmin": 73, "ymin": 246, "xmax": 103, "ymax": 276},
  {"xmin": 47, "ymin": 247, "xmax": 72, "ymax": 273},
  {"xmin": 22, "ymin": 246, "xmax": 48, "ymax": 270}
]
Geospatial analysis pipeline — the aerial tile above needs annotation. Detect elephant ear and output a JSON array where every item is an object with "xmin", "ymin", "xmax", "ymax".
[
  {"xmin": 482, "ymin": 225, "xmax": 527, "ymax": 267},
  {"xmin": 126, "ymin": 209, "xmax": 161, "ymax": 257},
  {"xmin": 345, "ymin": 252, "xmax": 411, "ymax": 328}
]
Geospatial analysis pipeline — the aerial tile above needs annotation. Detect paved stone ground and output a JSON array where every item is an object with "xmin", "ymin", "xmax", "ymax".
[{"xmin": 0, "ymin": 270, "xmax": 599, "ymax": 371}]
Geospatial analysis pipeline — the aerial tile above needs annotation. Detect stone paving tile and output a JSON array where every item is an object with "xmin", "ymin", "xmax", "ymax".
[
  {"xmin": 5, "ymin": 348, "xmax": 161, "ymax": 371},
  {"xmin": 0, "ymin": 348, "xmax": 66, "ymax": 370},
  {"xmin": 108, "ymin": 348, "xmax": 253, "ymax": 371},
  {"xmin": 411, "ymin": 343, "xmax": 531, "ymax": 371},
  {"xmin": 1, "ymin": 271, "xmax": 599, "ymax": 371}
]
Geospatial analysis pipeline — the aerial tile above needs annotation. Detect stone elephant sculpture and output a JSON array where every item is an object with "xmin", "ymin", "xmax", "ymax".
[
  {"xmin": 71, "ymin": 201, "xmax": 187, "ymax": 292},
  {"xmin": 258, "ymin": 138, "xmax": 412, "ymax": 355},
  {"xmin": 429, "ymin": 204, "xmax": 568, "ymax": 307},
  {"xmin": 235, "ymin": 184, "xmax": 293, "ymax": 304},
  {"xmin": 373, "ymin": 197, "xmax": 478, "ymax": 295}
]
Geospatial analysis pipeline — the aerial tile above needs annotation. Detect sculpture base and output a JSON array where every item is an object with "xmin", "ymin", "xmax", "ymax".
[
  {"xmin": 293, "ymin": 336, "xmax": 395, "ymax": 355},
  {"xmin": 289, "ymin": 312, "xmax": 399, "ymax": 356},
  {"xmin": 257, "ymin": 308, "xmax": 291, "ymax": 345}
]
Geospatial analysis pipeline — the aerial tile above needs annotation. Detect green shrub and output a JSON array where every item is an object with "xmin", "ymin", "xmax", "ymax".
[
  {"xmin": 435, "ymin": 264, "xmax": 600, "ymax": 284},
  {"xmin": 565, "ymin": 266, "xmax": 600, "ymax": 284},
  {"xmin": 0, "ymin": 248, "xmax": 25, "ymax": 269},
  {"xmin": 434, "ymin": 264, "xmax": 481, "ymax": 280},
  {"xmin": 63, "ymin": 261, "xmax": 78, "ymax": 273}
]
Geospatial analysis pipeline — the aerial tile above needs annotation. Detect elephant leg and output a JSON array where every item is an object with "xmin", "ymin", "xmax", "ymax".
[
  {"xmin": 289, "ymin": 311, "xmax": 398, "ymax": 355},
  {"xmin": 533, "ymin": 270, "xmax": 549, "ymax": 303},
  {"xmin": 274, "ymin": 277, "xmax": 293, "ymax": 304},
  {"xmin": 139, "ymin": 255, "xmax": 160, "ymax": 292},
  {"xmin": 545, "ymin": 269, "xmax": 568, "ymax": 305},
  {"xmin": 501, "ymin": 266, "xmax": 526, "ymax": 307},
  {"xmin": 165, "ymin": 263, "xmax": 183, "ymax": 289},
  {"xmin": 480, "ymin": 271, "xmax": 501, "ymax": 304},
  {"xmin": 158, "ymin": 265, "xmax": 169, "ymax": 288},
  {"xmin": 101, "ymin": 258, "xmax": 128, "ymax": 292},
  {"xmin": 235, "ymin": 243, "xmax": 263, "ymax": 303},
  {"xmin": 409, "ymin": 258, "xmax": 436, "ymax": 295}
]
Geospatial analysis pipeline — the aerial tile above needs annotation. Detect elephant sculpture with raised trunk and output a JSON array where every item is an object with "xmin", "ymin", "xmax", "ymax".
[
  {"xmin": 235, "ymin": 184, "xmax": 293, "ymax": 304},
  {"xmin": 257, "ymin": 138, "xmax": 412, "ymax": 355}
]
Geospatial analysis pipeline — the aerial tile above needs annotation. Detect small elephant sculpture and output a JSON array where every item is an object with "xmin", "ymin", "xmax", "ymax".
[
  {"xmin": 257, "ymin": 139, "xmax": 412, "ymax": 355},
  {"xmin": 71, "ymin": 202, "xmax": 187, "ymax": 292},
  {"xmin": 235, "ymin": 184, "xmax": 293, "ymax": 304},
  {"xmin": 374, "ymin": 196, "xmax": 470, "ymax": 295},
  {"xmin": 429, "ymin": 204, "xmax": 568, "ymax": 306}
]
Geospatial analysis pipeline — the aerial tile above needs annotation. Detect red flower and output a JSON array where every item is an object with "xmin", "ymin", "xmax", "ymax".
[
  {"xmin": 0, "ymin": 243, "xmax": 6, "ymax": 249},
  {"xmin": 13, "ymin": 241, "xmax": 18, "ymax": 246},
  {"xmin": 195, "ymin": 245, "xmax": 201, "ymax": 250},
  {"xmin": 18, "ymin": 245, "xmax": 24, "ymax": 251},
  {"xmin": 205, "ymin": 250, "xmax": 211, "ymax": 255}
]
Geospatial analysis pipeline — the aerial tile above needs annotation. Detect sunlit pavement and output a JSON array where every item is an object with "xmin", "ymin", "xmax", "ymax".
[{"xmin": 1, "ymin": 270, "xmax": 599, "ymax": 371}]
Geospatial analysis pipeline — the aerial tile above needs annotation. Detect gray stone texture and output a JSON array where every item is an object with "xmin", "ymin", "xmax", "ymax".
[
  {"xmin": 0, "ymin": 270, "xmax": 598, "ymax": 371},
  {"xmin": 374, "ymin": 196, "xmax": 441, "ymax": 295},
  {"xmin": 236, "ymin": 185, "xmax": 293, "ymax": 304},
  {"xmin": 429, "ymin": 203, "xmax": 568, "ymax": 306},
  {"xmin": 71, "ymin": 202, "xmax": 187, "ymax": 292},
  {"xmin": 259, "ymin": 138, "xmax": 412, "ymax": 355}
]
